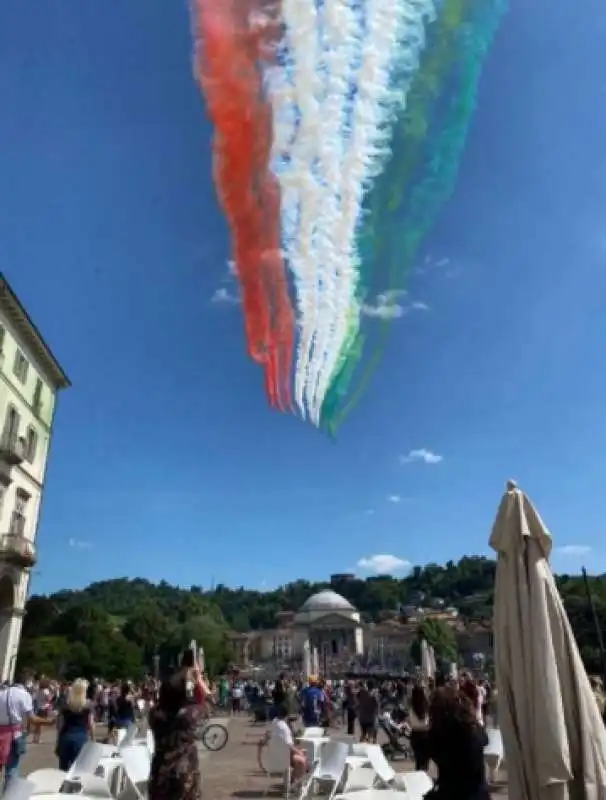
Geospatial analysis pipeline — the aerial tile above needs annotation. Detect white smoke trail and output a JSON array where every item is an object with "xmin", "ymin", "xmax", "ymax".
[
  {"xmin": 256, "ymin": 4, "xmax": 298, "ymax": 247},
  {"xmin": 275, "ymin": 0, "xmax": 324, "ymax": 419},
  {"xmin": 308, "ymin": 0, "xmax": 435, "ymax": 424},
  {"xmin": 301, "ymin": 0, "xmax": 362, "ymax": 421}
]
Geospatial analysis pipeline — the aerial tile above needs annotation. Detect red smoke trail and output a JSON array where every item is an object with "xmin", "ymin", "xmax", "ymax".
[{"xmin": 192, "ymin": 0, "xmax": 293, "ymax": 410}]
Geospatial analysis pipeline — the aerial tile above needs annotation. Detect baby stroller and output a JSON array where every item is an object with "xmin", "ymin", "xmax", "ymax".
[
  {"xmin": 379, "ymin": 715, "xmax": 414, "ymax": 761},
  {"xmin": 251, "ymin": 697, "xmax": 272, "ymax": 724}
]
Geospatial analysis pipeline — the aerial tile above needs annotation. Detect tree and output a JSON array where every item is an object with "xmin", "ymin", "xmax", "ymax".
[
  {"xmin": 172, "ymin": 615, "xmax": 233, "ymax": 675},
  {"xmin": 17, "ymin": 636, "xmax": 72, "ymax": 677},
  {"xmin": 413, "ymin": 617, "xmax": 458, "ymax": 664},
  {"xmin": 122, "ymin": 606, "xmax": 172, "ymax": 658},
  {"xmin": 18, "ymin": 557, "xmax": 606, "ymax": 678},
  {"xmin": 21, "ymin": 597, "xmax": 60, "ymax": 640}
]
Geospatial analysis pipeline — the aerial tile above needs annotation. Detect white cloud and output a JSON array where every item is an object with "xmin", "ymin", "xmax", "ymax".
[
  {"xmin": 400, "ymin": 448, "xmax": 443, "ymax": 465},
  {"xmin": 387, "ymin": 494, "xmax": 401, "ymax": 504},
  {"xmin": 211, "ymin": 287, "xmax": 240, "ymax": 306},
  {"xmin": 414, "ymin": 254, "xmax": 451, "ymax": 276},
  {"xmin": 361, "ymin": 290, "xmax": 429, "ymax": 320},
  {"xmin": 357, "ymin": 554, "xmax": 411, "ymax": 575},
  {"xmin": 556, "ymin": 545, "xmax": 592, "ymax": 556},
  {"xmin": 361, "ymin": 301, "xmax": 405, "ymax": 320},
  {"xmin": 68, "ymin": 538, "xmax": 92, "ymax": 550}
]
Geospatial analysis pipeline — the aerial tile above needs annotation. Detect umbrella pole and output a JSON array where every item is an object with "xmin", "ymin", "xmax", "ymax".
[{"xmin": 581, "ymin": 566, "xmax": 606, "ymax": 683}]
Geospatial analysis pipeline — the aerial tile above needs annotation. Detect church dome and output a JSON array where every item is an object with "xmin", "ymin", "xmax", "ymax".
[{"xmin": 300, "ymin": 590, "xmax": 355, "ymax": 612}]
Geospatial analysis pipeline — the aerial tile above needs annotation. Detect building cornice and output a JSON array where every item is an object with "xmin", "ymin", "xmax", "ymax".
[{"xmin": 0, "ymin": 274, "xmax": 71, "ymax": 390}]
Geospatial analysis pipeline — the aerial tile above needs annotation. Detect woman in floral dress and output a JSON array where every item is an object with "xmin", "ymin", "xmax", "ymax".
[{"xmin": 149, "ymin": 655, "xmax": 206, "ymax": 800}]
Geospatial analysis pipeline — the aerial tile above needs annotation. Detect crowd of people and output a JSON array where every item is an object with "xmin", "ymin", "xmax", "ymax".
[
  {"xmin": 260, "ymin": 672, "xmax": 496, "ymax": 800},
  {"xmin": 0, "ymin": 663, "xmax": 509, "ymax": 800},
  {"xmin": 0, "ymin": 673, "xmax": 158, "ymax": 782}
]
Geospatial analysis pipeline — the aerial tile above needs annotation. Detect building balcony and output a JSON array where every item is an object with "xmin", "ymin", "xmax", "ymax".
[
  {"xmin": 0, "ymin": 436, "xmax": 25, "ymax": 467},
  {"xmin": 0, "ymin": 534, "xmax": 37, "ymax": 568}
]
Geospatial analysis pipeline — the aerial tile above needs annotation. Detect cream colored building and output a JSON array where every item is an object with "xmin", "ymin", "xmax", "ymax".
[
  {"xmin": 0, "ymin": 275, "xmax": 70, "ymax": 680},
  {"xmin": 228, "ymin": 590, "xmax": 491, "ymax": 674},
  {"xmin": 230, "ymin": 590, "xmax": 419, "ymax": 672},
  {"xmin": 230, "ymin": 591, "xmax": 365, "ymax": 667}
]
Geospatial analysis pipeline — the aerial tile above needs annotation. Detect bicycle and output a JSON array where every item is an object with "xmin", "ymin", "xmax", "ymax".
[{"xmin": 196, "ymin": 715, "xmax": 229, "ymax": 752}]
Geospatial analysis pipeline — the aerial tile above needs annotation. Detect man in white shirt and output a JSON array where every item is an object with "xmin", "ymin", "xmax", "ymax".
[
  {"xmin": 0, "ymin": 678, "xmax": 34, "ymax": 784},
  {"xmin": 476, "ymin": 683, "xmax": 486, "ymax": 724},
  {"xmin": 231, "ymin": 682, "xmax": 244, "ymax": 713},
  {"xmin": 268, "ymin": 705, "xmax": 307, "ymax": 780}
]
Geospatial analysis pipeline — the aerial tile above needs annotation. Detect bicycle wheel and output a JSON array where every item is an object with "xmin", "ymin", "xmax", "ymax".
[{"xmin": 202, "ymin": 722, "xmax": 229, "ymax": 752}]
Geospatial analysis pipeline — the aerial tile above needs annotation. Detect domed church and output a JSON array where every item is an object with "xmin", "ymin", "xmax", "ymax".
[
  {"xmin": 228, "ymin": 589, "xmax": 364, "ymax": 666},
  {"xmin": 293, "ymin": 590, "xmax": 364, "ymax": 658}
]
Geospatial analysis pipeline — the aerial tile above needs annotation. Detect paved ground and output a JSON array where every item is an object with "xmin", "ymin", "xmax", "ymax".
[{"xmin": 20, "ymin": 714, "xmax": 508, "ymax": 798}]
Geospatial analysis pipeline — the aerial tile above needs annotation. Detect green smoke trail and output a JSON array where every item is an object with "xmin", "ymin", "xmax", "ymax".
[{"xmin": 320, "ymin": 0, "xmax": 507, "ymax": 434}]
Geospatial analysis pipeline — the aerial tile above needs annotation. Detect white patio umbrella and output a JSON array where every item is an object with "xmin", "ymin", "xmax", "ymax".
[
  {"xmin": 490, "ymin": 479, "xmax": 606, "ymax": 800},
  {"xmin": 420, "ymin": 638, "xmax": 436, "ymax": 681},
  {"xmin": 303, "ymin": 639, "xmax": 312, "ymax": 678}
]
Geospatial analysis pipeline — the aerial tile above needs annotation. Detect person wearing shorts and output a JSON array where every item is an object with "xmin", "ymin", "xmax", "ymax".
[
  {"xmin": 269, "ymin": 705, "xmax": 307, "ymax": 781},
  {"xmin": 231, "ymin": 682, "xmax": 243, "ymax": 714}
]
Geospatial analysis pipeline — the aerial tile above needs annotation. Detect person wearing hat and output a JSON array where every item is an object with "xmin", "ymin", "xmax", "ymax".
[{"xmin": 300, "ymin": 677, "xmax": 325, "ymax": 728}]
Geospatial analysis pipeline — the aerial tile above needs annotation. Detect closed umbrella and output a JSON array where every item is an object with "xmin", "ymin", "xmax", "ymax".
[
  {"xmin": 490, "ymin": 479, "xmax": 606, "ymax": 800},
  {"xmin": 303, "ymin": 639, "xmax": 311, "ymax": 678},
  {"xmin": 421, "ymin": 638, "xmax": 436, "ymax": 681}
]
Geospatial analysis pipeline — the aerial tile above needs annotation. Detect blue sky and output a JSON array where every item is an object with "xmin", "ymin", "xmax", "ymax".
[{"xmin": 2, "ymin": 0, "xmax": 606, "ymax": 595}]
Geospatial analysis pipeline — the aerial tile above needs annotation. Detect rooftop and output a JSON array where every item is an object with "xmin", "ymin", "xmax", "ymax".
[
  {"xmin": 0, "ymin": 273, "xmax": 71, "ymax": 390},
  {"xmin": 299, "ymin": 590, "xmax": 356, "ymax": 613}
]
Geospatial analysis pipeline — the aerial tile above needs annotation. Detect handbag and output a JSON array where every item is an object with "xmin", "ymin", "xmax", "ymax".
[{"xmin": 0, "ymin": 688, "xmax": 17, "ymax": 766}]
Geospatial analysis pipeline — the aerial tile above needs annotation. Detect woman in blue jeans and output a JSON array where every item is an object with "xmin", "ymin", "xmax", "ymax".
[{"xmin": 56, "ymin": 679, "xmax": 94, "ymax": 771}]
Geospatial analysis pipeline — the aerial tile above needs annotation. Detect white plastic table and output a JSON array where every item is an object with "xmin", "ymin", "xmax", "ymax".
[
  {"xmin": 298, "ymin": 735, "xmax": 331, "ymax": 764},
  {"xmin": 336, "ymin": 788, "xmax": 411, "ymax": 800},
  {"xmin": 345, "ymin": 754, "xmax": 370, "ymax": 770}
]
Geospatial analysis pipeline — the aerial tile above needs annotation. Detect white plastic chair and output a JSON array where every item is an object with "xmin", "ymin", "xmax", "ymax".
[
  {"xmin": 299, "ymin": 738, "xmax": 325, "ymax": 766},
  {"xmin": 398, "ymin": 771, "xmax": 433, "ymax": 798},
  {"xmin": 350, "ymin": 743, "xmax": 371, "ymax": 757},
  {"xmin": 302, "ymin": 727, "xmax": 324, "ymax": 739},
  {"xmin": 331, "ymin": 734, "xmax": 355, "ymax": 750},
  {"xmin": 118, "ymin": 725, "xmax": 139, "ymax": 750},
  {"xmin": 25, "ymin": 769, "xmax": 66, "ymax": 795},
  {"xmin": 27, "ymin": 743, "xmax": 118, "ymax": 796},
  {"xmin": 335, "ymin": 789, "xmax": 409, "ymax": 800},
  {"xmin": 59, "ymin": 774, "xmax": 113, "ymax": 798},
  {"xmin": 311, "ymin": 741, "xmax": 349, "ymax": 800},
  {"xmin": 340, "ymin": 766, "xmax": 376, "ymax": 793},
  {"xmin": 365, "ymin": 744, "xmax": 397, "ymax": 786},
  {"xmin": 484, "ymin": 727, "xmax": 503, "ymax": 783},
  {"xmin": 94, "ymin": 758, "xmax": 126, "ymax": 797},
  {"xmin": 261, "ymin": 736, "xmax": 292, "ymax": 799},
  {"xmin": 95, "ymin": 744, "xmax": 119, "ymax": 758},
  {"xmin": 4, "ymin": 778, "xmax": 36, "ymax": 800},
  {"xmin": 67, "ymin": 743, "xmax": 108, "ymax": 779},
  {"xmin": 119, "ymin": 745, "xmax": 151, "ymax": 800}
]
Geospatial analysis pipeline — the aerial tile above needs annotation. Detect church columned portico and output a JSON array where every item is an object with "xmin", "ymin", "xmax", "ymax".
[
  {"xmin": 308, "ymin": 619, "xmax": 358, "ymax": 657},
  {"xmin": 293, "ymin": 590, "xmax": 364, "ymax": 674}
]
